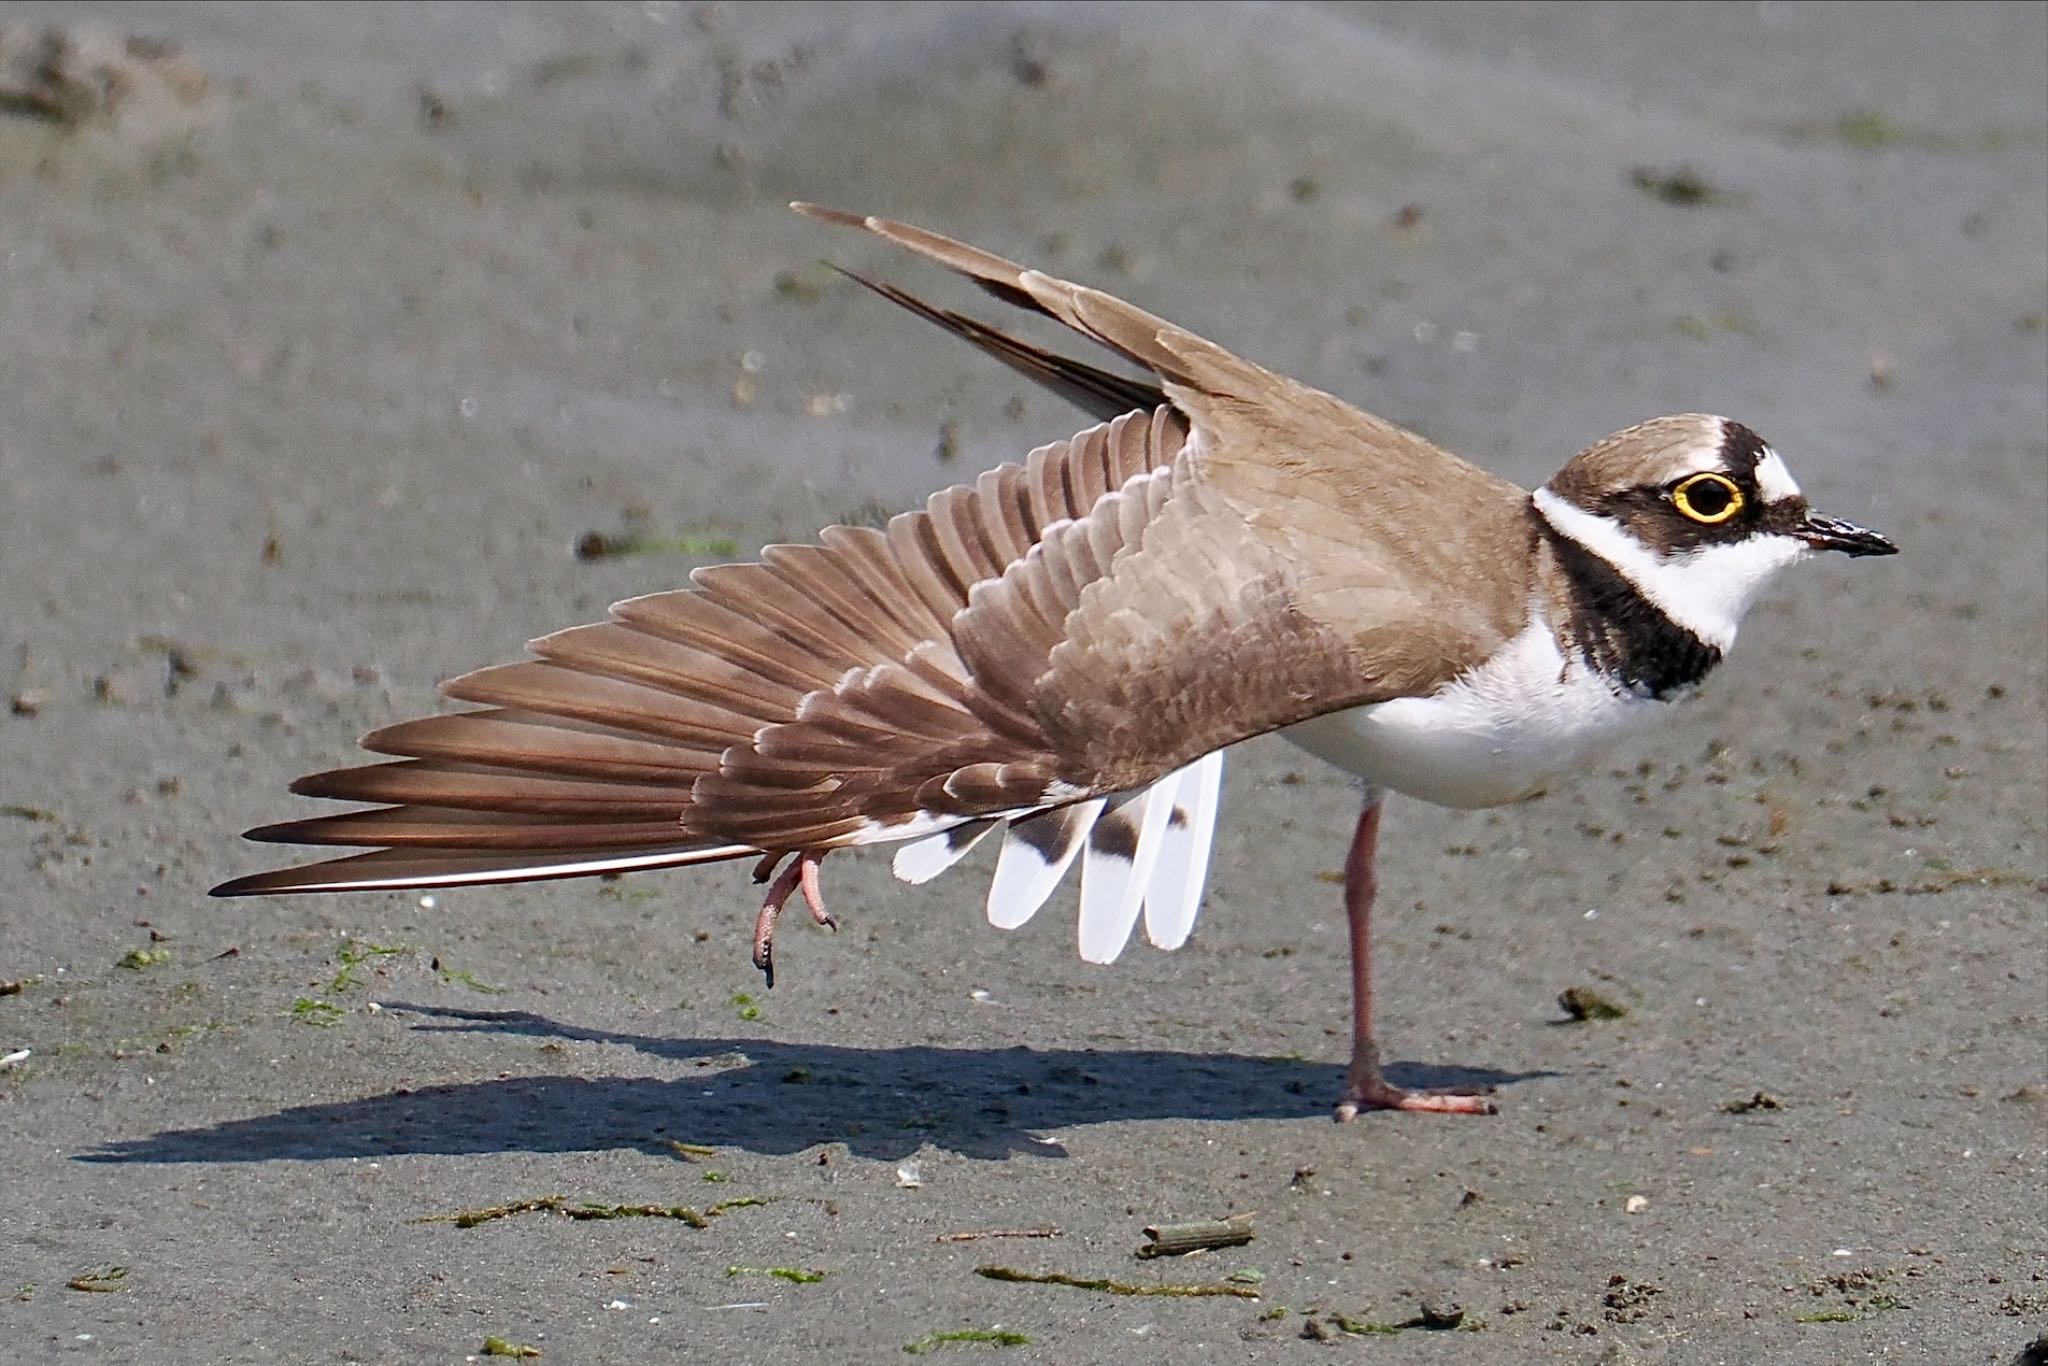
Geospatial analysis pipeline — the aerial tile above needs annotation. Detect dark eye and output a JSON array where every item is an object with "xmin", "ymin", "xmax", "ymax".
[{"xmin": 1671, "ymin": 472, "xmax": 1744, "ymax": 525}]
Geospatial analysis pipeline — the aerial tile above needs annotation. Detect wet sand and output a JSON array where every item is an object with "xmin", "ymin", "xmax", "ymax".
[{"xmin": 1, "ymin": 4, "xmax": 2043, "ymax": 1362}]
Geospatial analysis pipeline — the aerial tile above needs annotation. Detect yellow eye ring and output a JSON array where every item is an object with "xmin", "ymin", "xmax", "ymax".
[{"xmin": 1671, "ymin": 472, "xmax": 1745, "ymax": 525}]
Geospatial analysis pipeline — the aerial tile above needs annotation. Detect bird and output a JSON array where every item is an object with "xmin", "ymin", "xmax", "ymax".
[{"xmin": 213, "ymin": 203, "xmax": 1897, "ymax": 1120}]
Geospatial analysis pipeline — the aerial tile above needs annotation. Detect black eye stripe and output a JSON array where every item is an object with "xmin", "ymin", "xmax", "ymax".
[{"xmin": 1588, "ymin": 466, "xmax": 1766, "ymax": 552}]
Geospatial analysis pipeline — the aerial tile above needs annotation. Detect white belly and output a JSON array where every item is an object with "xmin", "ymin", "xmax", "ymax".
[{"xmin": 1281, "ymin": 617, "xmax": 1671, "ymax": 809}]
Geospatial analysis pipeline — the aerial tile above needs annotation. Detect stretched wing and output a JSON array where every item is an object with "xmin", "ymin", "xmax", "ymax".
[
  {"xmin": 218, "ymin": 208, "xmax": 1534, "ymax": 959},
  {"xmin": 214, "ymin": 407, "xmax": 1185, "ymax": 896}
]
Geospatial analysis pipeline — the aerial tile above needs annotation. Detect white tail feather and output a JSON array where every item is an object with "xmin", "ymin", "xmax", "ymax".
[
  {"xmin": 1077, "ymin": 781, "xmax": 1177, "ymax": 964},
  {"xmin": 891, "ymin": 756, "xmax": 1227, "ymax": 960},
  {"xmin": 1142, "ymin": 750, "xmax": 1223, "ymax": 950},
  {"xmin": 987, "ymin": 799, "xmax": 1104, "ymax": 929},
  {"xmin": 892, "ymin": 818, "xmax": 1000, "ymax": 884}
]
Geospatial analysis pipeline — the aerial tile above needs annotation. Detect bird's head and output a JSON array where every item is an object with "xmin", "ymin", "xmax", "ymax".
[{"xmin": 1533, "ymin": 414, "xmax": 1896, "ymax": 651}]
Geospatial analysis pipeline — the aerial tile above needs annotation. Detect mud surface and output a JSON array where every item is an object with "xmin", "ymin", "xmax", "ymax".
[{"xmin": 1, "ymin": 4, "xmax": 2043, "ymax": 1362}]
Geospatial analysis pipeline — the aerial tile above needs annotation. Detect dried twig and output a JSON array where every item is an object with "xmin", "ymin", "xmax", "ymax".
[
  {"xmin": 1135, "ymin": 1214, "xmax": 1255, "ymax": 1259},
  {"xmin": 414, "ymin": 1195, "xmax": 765, "ymax": 1228},
  {"xmin": 725, "ymin": 1265, "xmax": 825, "ymax": 1284},
  {"xmin": 664, "ymin": 1140, "xmax": 718, "ymax": 1160},
  {"xmin": 975, "ymin": 1265, "xmax": 1259, "ymax": 1299},
  {"xmin": 903, "ymin": 1328, "xmax": 1031, "ymax": 1353},
  {"xmin": 935, "ymin": 1227, "xmax": 1061, "ymax": 1243},
  {"xmin": 66, "ymin": 1267, "xmax": 128, "ymax": 1294}
]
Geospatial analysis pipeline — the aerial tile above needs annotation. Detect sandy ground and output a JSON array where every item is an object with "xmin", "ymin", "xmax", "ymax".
[{"xmin": 1, "ymin": 3, "xmax": 2043, "ymax": 1363}]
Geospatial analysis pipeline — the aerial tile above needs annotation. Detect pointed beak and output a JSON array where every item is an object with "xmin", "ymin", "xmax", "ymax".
[{"xmin": 1797, "ymin": 511, "xmax": 1897, "ymax": 558}]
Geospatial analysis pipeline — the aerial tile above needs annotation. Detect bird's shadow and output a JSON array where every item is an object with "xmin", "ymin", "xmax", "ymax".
[{"xmin": 79, "ymin": 1004, "xmax": 1555, "ymax": 1164}]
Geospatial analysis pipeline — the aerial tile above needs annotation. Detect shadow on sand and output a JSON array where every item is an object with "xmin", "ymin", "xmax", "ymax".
[{"xmin": 79, "ymin": 1004, "xmax": 1555, "ymax": 1163}]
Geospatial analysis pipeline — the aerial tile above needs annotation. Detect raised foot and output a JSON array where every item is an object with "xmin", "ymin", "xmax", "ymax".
[{"xmin": 750, "ymin": 848, "xmax": 835, "ymax": 988}]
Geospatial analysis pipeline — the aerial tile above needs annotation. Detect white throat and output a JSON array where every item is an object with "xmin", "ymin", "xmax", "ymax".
[{"xmin": 1530, "ymin": 486, "xmax": 1810, "ymax": 651}]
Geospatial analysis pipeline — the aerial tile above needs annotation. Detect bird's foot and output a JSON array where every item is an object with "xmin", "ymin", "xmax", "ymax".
[
  {"xmin": 750, "ymin": 849, "xmax": 835, "ymax": 987},
  {"xmin": 1333, "ymin": 1043, "xmax": 1498, "ymax": 1121}
]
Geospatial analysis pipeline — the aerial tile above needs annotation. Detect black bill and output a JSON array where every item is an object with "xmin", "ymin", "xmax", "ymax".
[{"xmin": 1799, "ymin": 511, "xmax": 1898, "ymax": 558}]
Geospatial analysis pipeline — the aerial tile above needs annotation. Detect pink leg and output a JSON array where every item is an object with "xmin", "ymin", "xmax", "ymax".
[
  {"xmin": 1333, "ymin": 795, "xmax": 1497, "ymax": 1121},
  {"xmin": 750, "ymin": 848, "xmax": 836, "ymax": 987}
]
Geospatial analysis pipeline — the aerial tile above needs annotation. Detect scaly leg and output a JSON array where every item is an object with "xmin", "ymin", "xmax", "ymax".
[
  {"xmin": 750, "ymin": 848, "xmax": 836, "ymax": 987},
  {"xmin": 1333, "ymin": 794, "xmax": 1497, "ymax": 1121}
]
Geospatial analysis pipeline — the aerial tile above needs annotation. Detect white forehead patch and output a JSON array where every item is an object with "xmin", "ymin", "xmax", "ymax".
[{"xmin": 1752, "ymin": 445, "xmax": 1802, "ymax": 503}]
